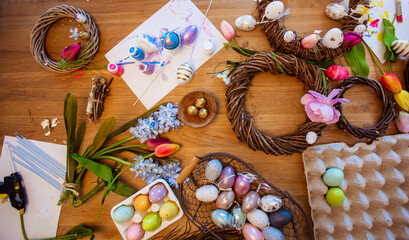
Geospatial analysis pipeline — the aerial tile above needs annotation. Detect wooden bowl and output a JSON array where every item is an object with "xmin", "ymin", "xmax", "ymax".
[{"xmin": 178, "ymin": 91, "xmax": 217, "ymax": 128}]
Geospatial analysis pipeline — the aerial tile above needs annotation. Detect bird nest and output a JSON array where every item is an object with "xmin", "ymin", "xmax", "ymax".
[
  {"xmin": 178, "ymin": 152, "xmax": 313, "ymax": 240},
  {"xmin": 256, "ymin": 0, "xmax": 370, "ymax": 62},
  {"xmin": 335, "ymin": 76, "xmax": 396, "ymax": 140},
  {"xmin": 30, "ymin": 5, "xmax": 99, "ymax": 73},
  {"xmin": 226, "ymin": 52, "xmax": 331, "ymax": 155}
]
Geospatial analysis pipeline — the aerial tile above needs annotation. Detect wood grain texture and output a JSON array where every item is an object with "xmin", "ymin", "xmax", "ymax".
[{"xmin": 0, "ymin": 0, "xmax": 406, "ymax": 239}]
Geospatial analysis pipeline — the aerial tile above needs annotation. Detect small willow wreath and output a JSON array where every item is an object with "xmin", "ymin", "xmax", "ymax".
[
  {"xmin": 256, "ymin": 0, "xmax": 370, "ymax": 62},
  {"xmin": 335, "ymin": 76, "xmax": 396, "ymax": 140},
  {"xmin": 30, "ymin": 5, "xmax": 99, "ymax": 73},
  {"xmin": 226, "ymin": 52, "xmax": 331, "ymax": 156}
]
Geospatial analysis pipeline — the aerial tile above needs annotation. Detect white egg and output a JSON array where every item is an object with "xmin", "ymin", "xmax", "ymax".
[
  {"xmin": 354, "ymin": 24, "xmax": 367, "ymax": 35},
  {"xmin": 392, "ymin": 40, "xmax": 409, "ymax": 58},
  {"xmin": 283, "ymin": 30, "xmax": 296, "ymax": 43},
  {"xmin": 196, "ymin": 185, "xmax": 219, "ymax": 202},
  {"xmin": 235, "ymin": 15, "xmax": 257, "ymax": 31},
  {"xmin": 259, "ymin": 195, "xmax": 282, "ymax": 213},
  {"xmin": 265, "ymin": 1, "xmax": 284, "ymax": 20},
  {"xmin": 306, "ymin": 131, "xmax": 318, "ymax": 144},
  {"xmin": 325, "ymin": 3, "xmax": 347, "ymax": 20},
  {"xmin": 176, "ymin": 62, "xmax": 194, "ymax": 85},
  {"xmin": 247, "ymin": 209, "xmax": 270, "ymax": 229},
  {"xmin": 205, "ymin": 159, "xmax": 223, "ymax": 181},
  {"xmin": 322, "ymin": 28, "xmax": 343, "ymax": 49}
]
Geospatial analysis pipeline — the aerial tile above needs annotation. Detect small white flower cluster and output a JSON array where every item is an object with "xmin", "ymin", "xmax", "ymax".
[
  {"xmin": 130, "ymin": 157, "xmax": 181, "ymax": 187},
  {"xmin": 129, "ymin": 103, "xmax": 183, "ymax": 143}
]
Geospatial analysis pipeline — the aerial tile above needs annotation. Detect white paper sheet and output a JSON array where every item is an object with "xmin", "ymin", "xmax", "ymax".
[
  {"xmin": 363, "ymin": 0, "xmax": 409, "ymax": 63},
  {"xmin": 105, "ymin": 0, "xmax": 227, "ymax": 109},
  {"xmin": 0, "ymin": 136, "xmax": 66, "ymax": 240}
]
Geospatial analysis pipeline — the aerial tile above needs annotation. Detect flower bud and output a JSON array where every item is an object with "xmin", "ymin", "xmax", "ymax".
[
  {"xmin": 301, "ymin": 34, "xmax": 319, "ymax": 49},
  {"xmin": 325, "ymin": 65, "xmax": 349, "ymax": 81},
  {"xmin": 155, "ymin": 143, "xmax": 179, "ymax": 158},
  {"xmin": 380, "ymin": 73, "xmax": 402, "ymax": 93},
  {"xmin": 147, "ymin": 137, "xmax": 170, "ymax": 151},
  {"xmin": 343, "ymin": 32, "xmax": 362, "ymax": 49},
  {"xmin": 61, "ymin": 42, "xmax": 81, "ymax": 61},
  {"xmin": 394, "ymin": 90, "xmax": 409, "ymax": 112},
  {"xmin": 396, "ymin": 111, "xmax": 409, "ymax": 133},
  {"xmin": 220, "ymin": 20, "xmax": 235, "ymax": 41}
]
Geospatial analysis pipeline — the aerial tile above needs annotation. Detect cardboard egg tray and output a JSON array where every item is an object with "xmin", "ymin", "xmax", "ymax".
[
  {"xmin": 110, "ymin": 179, "xmax": 184, "ymax": 240},
  {"xmin": 302, "ymin": 134, "xmax": 409, "ymax": 239}
]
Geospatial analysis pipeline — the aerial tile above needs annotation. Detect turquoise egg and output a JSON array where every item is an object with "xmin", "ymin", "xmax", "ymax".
[
  {"xmin": 161, "ymin": 32, "xmax": 180, "ymax": 50},
  {"xmin": 113, "ymin": 205, "xmax": 135, "ymax": 223},
  {"xmin": 322, "ymin": 168, "xmax": 344, "ymax": 186},
  {"xmin": 211, "ymin": 209, "xmax": 234, "ymax": 229}
]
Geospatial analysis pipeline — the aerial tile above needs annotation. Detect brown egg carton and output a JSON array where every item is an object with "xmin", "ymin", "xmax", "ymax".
[{"xmin": 302, "ymin": 134, "xmax": 409, "ymax": 239}]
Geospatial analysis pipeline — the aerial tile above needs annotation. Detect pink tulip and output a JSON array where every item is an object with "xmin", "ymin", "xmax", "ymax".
[
  {"xmin": 301, "ymin": 89, "xmax": 349, "ymax": 124},
  {"xmin": 325, "ymin": 65, "xmax": 349, "ymax": 81},
  {"xmin": 301, "ymin": 34, "xmax": 319, "ymax": 49},
  {"xmin": 396, "ymin": 111, "xmax": 409, "ymax": 133},
  {"xmin": 221, "ymin": 20, "xmax": 235, "ymax": 41},
  {"xmin": 146, "ymin": 137, "xmax": 170, "ymax": 151},
  {"xmin": 343, "ymin": 32, "xmax": 362, "ymax": 49},
  {"xmin": 61, "ymin": 42, "xmax": 81, "ymax": 61}
]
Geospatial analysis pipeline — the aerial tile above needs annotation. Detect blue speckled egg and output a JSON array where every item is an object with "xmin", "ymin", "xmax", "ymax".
[
  {"xmin": 263, "ymin": 226, "xmax": 285, "ymax": 240},
  {"xmin": 322, "ymin": 168, "xmax": 344, "ymax": 187},
  {"xmin": 113, "ymin": 205, "xmax": 135, "ymax": 223},
  {"xmin": 161, "ymin": 32, "xmax": 180, "ymax": 50}
]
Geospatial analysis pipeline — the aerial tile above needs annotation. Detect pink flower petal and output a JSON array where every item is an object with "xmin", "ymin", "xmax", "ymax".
[
  {"xmin": 327, "ymin": 89, "xmax": 342, "ymax": 102},
  {"xmin": 305, "ymin": 106, "xmax": 323, "ymax": 122},
  {"xmin": 301, "ymin": 94, "xmax": 315, "ymax": 105},
  {"xmin": 308, "ymin": 90, "xmax": 327, "ymax": 103}
]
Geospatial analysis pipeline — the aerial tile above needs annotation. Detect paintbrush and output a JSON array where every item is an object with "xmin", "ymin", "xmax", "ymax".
[{"xmin": 396, "ymin": 0, "xmax": 403, "ymax": 23}]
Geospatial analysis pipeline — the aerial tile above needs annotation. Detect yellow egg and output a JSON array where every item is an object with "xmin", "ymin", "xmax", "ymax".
[
  {"xmin": 159, "ymin": 201, "xmax": 179, "ymax": 220},
  {"xmin": 199, "ymin": 108, "xmax": 208, "ymax": 118},
  {"xmin": 187, "ymin": 105, "xmax": 199, "ymax": 115},
  {"xmin": 134, "ymin": 194, "xmax": 151, "ymax": 212},
  {"xmin": 325, "ymin": 187, "xmax": 345, "ymax": 207},
  {"xmin": 195, "ymin": 98, "xmax": 207, "ymax": 108}
]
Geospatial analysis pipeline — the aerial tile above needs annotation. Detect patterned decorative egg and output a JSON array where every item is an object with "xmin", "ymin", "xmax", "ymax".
[
  {"xmin": 235, "ymin": 15, "xmax": 257, "ymax": 31},
  {"xmin": 161, "ymin": 31, "xmax": 180, "ymax": 50},
  {"xmin": 265, "ymin": 1, "xmax": 284, "ymax": 20},
  {"xmin": 283, "ymin": 30, "xmax": 296, "ymax": 43},
  {"xmin": 392, "ymin": 40, "xmax": 409, "ymax": 58},
  {"xmin": 259, "ymin": 195, "xmax": 282, "ymax": 213},
  {"xmin": 195, "ymin": 97, "xmax": 207, "ymax": 108},
  {"xmin": 113, "ymin": 205, "xmax": 135, "ymax": 223},
  {"xmin": 211, "ymin": 209, "xmax": 234, "ymax": 229},
  {"xmin": 199, "ymin": 108, "xmax": 208, "ymax": 118},
  {"xmin": 247, "ymin": 209, "xmax": 270, "ymax": 229},
  {"xmin": 322, "ymin": 28, "xmax": 343, "ymax": 49},
  {"xmin": 216, "ymin": 190, "xmax": 235, "ymax": 210},
  {"xmin": 205, "ymin": 159, "xmax": 223, "ymax": 181},
  {"xmin": 149, "ymin": 183, "xmax": 168, "ymax": 203},
  {"xmin": 79, "ymin": 31, "xmax": 90, "ymax": 40},
  {"xmin": 354, "ymin": 24, "xmax": 367, "ymax": 35},
  {"xmin": 187, "ymin": 105, "xmax": 199, "ymax": 116},
  {"xmin": 231, "ymin": 205, "xmax": 246, "ymax": 230},
  {"xmin": 196, "ymin": 184, "xmax": 219, "ymax": 202},
  {"xmin": 242, "ymin": 191, "xmax": 260, "ymax": 213},
  {"xmin": 176, "ymin": 62, "xmax": 194, "ymax": 85},
  {"xmin": 325, "ymin": 3, "xmax": 347, "ymax": 20},
  {"xmin": 74, "ymin": 13, "xmax": 87, "ymax": 23}
]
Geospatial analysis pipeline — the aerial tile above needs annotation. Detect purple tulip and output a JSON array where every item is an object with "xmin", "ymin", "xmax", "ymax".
[
  {"xmin": 61, "ymin": 42, "xmax": 81, "ymax": 61},
  {"xmin": 343, "ymin": 32, "xmax": 362, "ymax": 49}
]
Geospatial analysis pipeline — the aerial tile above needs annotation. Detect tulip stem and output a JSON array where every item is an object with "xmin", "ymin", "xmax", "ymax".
[
  {"xmin": 388, "ymin": 61, "xmax": 393, "ymax": 74},
  {"xmin": 363, "ymin": 41, "xmax": 385, "ymax": 75},
  {"xmin": 231, "ymin": 38, "xmax": 252, "ymax": 56}
]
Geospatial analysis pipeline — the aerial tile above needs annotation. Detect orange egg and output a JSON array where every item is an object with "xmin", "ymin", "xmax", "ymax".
[{"xmin": 134, "ymin": 194, "xmax": 151, "ymax": 212}]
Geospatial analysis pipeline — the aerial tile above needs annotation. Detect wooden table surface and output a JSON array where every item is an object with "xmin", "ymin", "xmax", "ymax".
[{"xmin": 0, "ymin": 0, "xmax": 406, "ymax": 239}]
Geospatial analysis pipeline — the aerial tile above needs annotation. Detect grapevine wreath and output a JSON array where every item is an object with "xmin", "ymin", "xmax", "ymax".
[
  {"xmin": 335, "ymin": 76, "xmax": 396, "ymax": 140},
  {"xmin": 256, "ymin": 0, "xmax": 370, "ymax": 62},
  {"xmin": 226, "ymin": 51, "xmax": 331, "ymax": 156},
  {"xmin": 30, "ymin": 5, "xmax": 99, "ymax": 73}
]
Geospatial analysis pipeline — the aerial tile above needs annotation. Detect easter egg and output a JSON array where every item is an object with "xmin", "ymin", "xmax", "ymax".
[
  {"xmin": 149, "ymin": 183, "xmax": 168, "ymax": 203},
  {"xmin": 161, "ymin": 31, "xmax": 180, "ymax": 50},
  {"xmin": 242, "ymin": 223, "xmax": 263, "ymax": 240},
  {"xmin": 216, "ymin": 190, "xmax": 235, "ymax": 210},
  {"xmin": 195, "ymin": 97, "xmax": 207, "ymax": 108},
  {"xmin": 322, "ymin": 28, "xmax": 344, "ymax": 49},
  {"xmin": 269, "ymin": 208, "xmax": 293, "ymax": 228},
  {"xmin": 354, "ymin": 24, "xmax": 367, "ymax": 35},
  {"xmin": 242, "ymin": 191, "xmax": 260, "ymax": 213},
  {"xmin": 247, "ymin": 209, "xmax": 270, "ymax": 229},
  {"xmin": 265, "ymin": 1, "xmax": 284, "ymax": 20},
  {"xmin": 176, "ymin": 62, "xmax": 194, "ymax": 85},
  {"xmin": 259, "ymin": 195, "xmax": 282, "ymax": 213},
  {"xmin": 326, "ymin": 187, "xmax": 345, "ymax": 206},
  {"xmin": 263, "ymin": 226, "xmax": 285, "ymax": 240},
  {"xmin": 301, "ymin": 34, "xmax": 319, "ymax": 49},
  {"xmin": 218, "ymin": 166, "xmax": 236, "ymax": 189},
  {"xmin": 180, "ymin": 25, "xmax": 198, "ymax": 45},
  {"xmin": 159, "ymin": 201, "xmax": 179, "ymax": 220},
  {"xmin": 187, "ymin": 105, "xmax": 199, "ymax": 116},
  {"xmin": 79, "ymin": 31, "xmax": 90, "ymax": 40},
  {"xmin": 142, "ymin": 212, "xmax": 162, "ymax": 231},
  {"xmin": 196, "ymin": 184, "xmax": 219, "ymax": 202},
  {"xmin": 125, "ymin": 222, "xmax": 145, "ymax": 240},
  {"xmin": 235, "ymin": 15, "xmax": 257, "ymax": 31},
  {"xmin": 211, "ymin": 209, "xmax": 234, "ymax": 229},
  {"xmin": 231, "ymin": 205, "xmax": 246, "ymax": 230},
  {"xmin": 234, "ymin": 175, "xmax": 252, "ymax": 196},
  {"xmin": 134, "ymin": 194, "xmax": 151, "ymax": 212},
  {"xmin": 323, "ymin": 168, "xmax": 344, "ymax": 186},
  {"xmin": 113, "ymin": 205, "xmax": 135, "ymax": 223},
  {"xmin": 74, "ymin": 13, "xmax": 87, "ymax": 23},
  {"xmin": 392, "ymin": 40, "xmax": 409, "ymax": 58},
  {"xmin": 283, "ymin": 30, "xmax": 296, "ymax": 43},
  {"xmin": 325, "ymin": 3, "xmax": 347, "ymax": 20},
  {"xmin": 205, "ymin": 159, "xmax": 223, "ymax": 182},
  {"xmin": 306, "ymin": 131, "xmax": 317, "ymax": 144}
]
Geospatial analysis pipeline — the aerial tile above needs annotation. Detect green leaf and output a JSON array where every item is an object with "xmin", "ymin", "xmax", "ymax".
[
  {"xmin": 72, "ymin": 153, "xmax": 113, "ymax": 182},
  {"xmin": 64, "ymin": 225, "xmax": 94, "ymax": 240},
  {"xmin": 382, "ymin": 18, "xmax": 399, "ymax": 62},
  {"xmin": 111, "ymin": 180, "xmax": 136, "ymax": 197},
  {"xmin": 74, "ymin": 122, "xmax": 86, "ymax": 153},
  {"xmin": 84, "ymin": 117, "xmax": 116, "ymax": 158},
  {"xmin": 64, "ymin": 94, "xmax": 78, "ymax": 183},
  {"xmin": 307, "ymin": 59, "xmax": 336, "ymax": 69},
  {"xmin": 107, "ymin": 103, "xmax": 168, "ymax": 140},
  {"xmin": 344, "ymin": 43, "xmax": 369, "ymax": 77}
]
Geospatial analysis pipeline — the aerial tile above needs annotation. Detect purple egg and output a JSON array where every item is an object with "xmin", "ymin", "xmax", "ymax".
[
  {"xmin": 180, "ymin": 25, "xmax": 198, "ymax": 45},
  {"xmin": 218, "ymin": 166, "xmax": 236, "ymax": 189},
  {"xmin": 242, "ymin": 223, "xmax": 263, "ymax": 240},
  {"xmin": 149, "ymin": 183, "xmax": 168, "ymax": 203},
  {"xmin": 234, "ymin": 175, "xmax": 252, "ymax": 196}
]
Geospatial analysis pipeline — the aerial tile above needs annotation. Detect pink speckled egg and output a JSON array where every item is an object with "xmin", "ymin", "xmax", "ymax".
[{"xmin": 125, "ymin": 222, "xmax": 145, "ymax": 240}]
